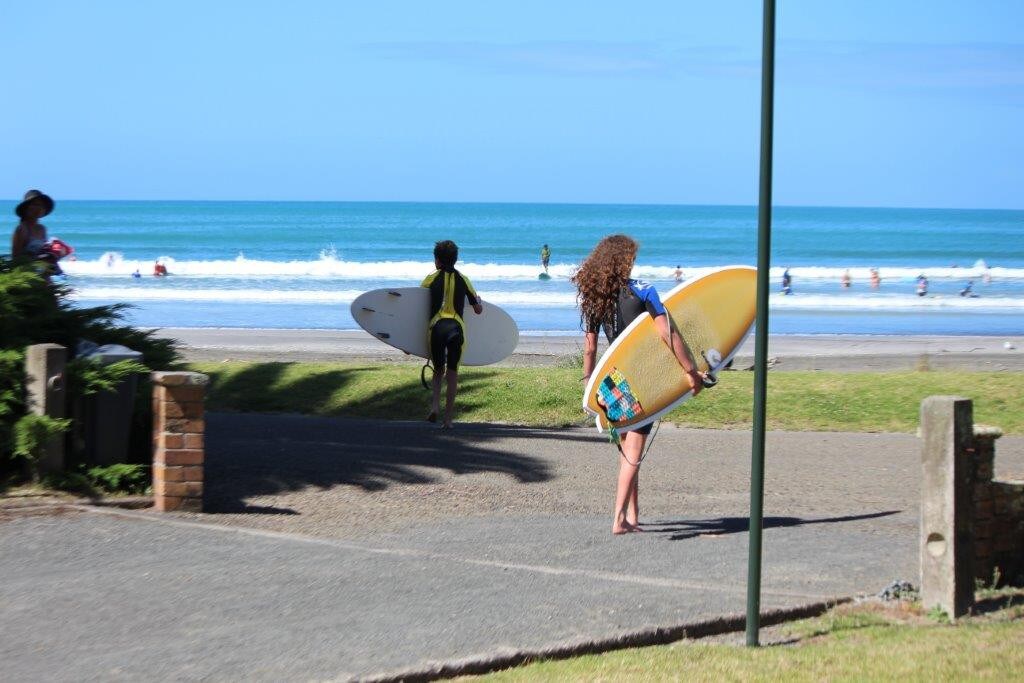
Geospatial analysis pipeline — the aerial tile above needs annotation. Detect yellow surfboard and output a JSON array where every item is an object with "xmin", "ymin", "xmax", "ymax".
[{"xmin": 583, "ymin": 266, "xmax": 756, "ymax": 433}]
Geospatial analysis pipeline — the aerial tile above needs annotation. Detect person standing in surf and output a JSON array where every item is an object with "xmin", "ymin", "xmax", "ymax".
[
  {"xmin": 422, "ymin": 240, "xmax": 483, "ymax": 429},
  {"xmin": 869, "ymin": 267, "xmax": 881, "ymax": 289},
  {"xmin": 573, "ymin": 234, "xmax": 704, "ymax": 535},
  {"xmin": 781, "ymin": 267, "xmax": 793, "ymax": 295},
  {"xmin": 540, "ymin": 244, "xmax": 551, "ymax": 274}
]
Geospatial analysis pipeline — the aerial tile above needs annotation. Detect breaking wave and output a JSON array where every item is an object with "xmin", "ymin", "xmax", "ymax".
[
  {"xmin": 69, "ymin": 287, "xmax": 1024, "ymax": 312},
  {"xmin": 61, "ymin": 254, "xmax": 1023, "ymax": 281}
]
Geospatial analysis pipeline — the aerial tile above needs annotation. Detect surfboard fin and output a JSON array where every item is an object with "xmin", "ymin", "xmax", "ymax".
[
  {"xmin": 376, "ymin": 332, "xmax": 391, "ymax": 339},
  {"xmin": 701, "ymin": 349, "xmax": 723, "ymax": 388},
  {"xmin": 387, "ymin": 290, "xmax": 402, "ymax": 297},
  {"xmin": 361, "ymin": 307, "xmax": 376, "ymax": 312}
]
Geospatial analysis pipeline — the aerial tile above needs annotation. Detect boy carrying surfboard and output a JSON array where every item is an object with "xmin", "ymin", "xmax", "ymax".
[
  {"xmin": 422, "ymin": 240, "xmax": 483, "ymax": 429},
  {"xmin": 574, "ymin": 235, "xmax": 705, "ymax": 535}
]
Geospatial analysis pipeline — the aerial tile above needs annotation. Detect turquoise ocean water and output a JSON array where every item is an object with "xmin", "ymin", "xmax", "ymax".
[{"xmin": 8, "ymin": 200, "xmax": 1024, "ymax": 336}]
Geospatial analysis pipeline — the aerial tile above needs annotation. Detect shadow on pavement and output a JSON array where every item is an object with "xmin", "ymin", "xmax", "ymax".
[
  {"xmin": 645, "ymin": 510, "xmax": 902, "ymax": 541},
  {"xmin": 211, "ymin": 502, "xmax": 301, "ymax": 515},
  {"xmin": 200, "ymin": 362, "xmax": 591, "ymax": 432},
  {"xmin": 203, "ymin": 412, "xmax": 559, "ymax": 513}
]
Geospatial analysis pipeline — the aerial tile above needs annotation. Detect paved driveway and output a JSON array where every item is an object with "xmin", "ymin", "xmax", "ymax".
[{"xmin": 3, "ymin": 415, "xmax": 1021, "ymax": 681}]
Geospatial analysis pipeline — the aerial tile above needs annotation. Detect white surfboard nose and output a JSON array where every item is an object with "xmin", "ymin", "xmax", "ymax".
[{"xmin": 351, "ymin": 287, "xmax": 519, "ymax": 365}]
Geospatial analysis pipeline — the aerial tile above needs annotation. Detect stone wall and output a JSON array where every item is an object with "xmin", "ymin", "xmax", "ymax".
[
  {"xmin": 920, "ymin": 397, "xmax": 1024, "ymax": 620},
  {"xmin": 969, "ymin": 425, "xmax": 1024, "ymax": 586}
]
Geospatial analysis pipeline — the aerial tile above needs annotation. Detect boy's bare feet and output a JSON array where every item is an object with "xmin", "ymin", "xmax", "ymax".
[{"xmin": 612, "ymin": 521, "xmax": 642, "ymax": 535}]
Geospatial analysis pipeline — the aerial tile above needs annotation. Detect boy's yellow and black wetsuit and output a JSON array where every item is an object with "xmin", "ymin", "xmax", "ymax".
[{"xmin": 421, "ymin": 268, "xmax": 479, "ymax": 372}]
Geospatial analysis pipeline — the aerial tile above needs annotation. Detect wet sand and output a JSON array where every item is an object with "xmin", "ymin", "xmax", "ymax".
[{"xmin": 157, "ymin": 327, "xmax": 1024, "ymax": 372}]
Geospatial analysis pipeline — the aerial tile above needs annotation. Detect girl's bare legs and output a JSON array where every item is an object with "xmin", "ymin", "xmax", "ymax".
[
  {"xmin": 429, "ymin": 369, "xmax": 443, "ymax": 421},
  {"xmin": 444, "ymin": 369, "xmax": 458, "ymax": 428},
  {"xmin": 627, "ymin": 466, "xmax": 640, "ymax": 527},
  {"xmin": 613, "ymin": 430, "xmax": 646, "ymax": 534}
]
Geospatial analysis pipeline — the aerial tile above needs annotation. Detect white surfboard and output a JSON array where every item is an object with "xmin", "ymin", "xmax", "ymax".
[{"xmin": 351, "ymin": 288, "xmax": 519, "ymax": 366}]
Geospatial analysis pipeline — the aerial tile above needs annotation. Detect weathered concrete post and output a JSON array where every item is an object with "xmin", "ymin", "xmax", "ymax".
[
  {"xmin": 152, "ymin": 371, "xmax": 208, "ymax": 512},
  {"xmin": 24, "ymin": 344, "xmax": 67, "ymax": 475},
  {"xmin": 920, "ymin": 396, "xmax": 975, "ymax": 620}
]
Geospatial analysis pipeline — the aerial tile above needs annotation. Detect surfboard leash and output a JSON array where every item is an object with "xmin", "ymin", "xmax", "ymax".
[
  {"xmin": 420, "ymin": 360, "xmax": 433, "ymax": 390},
  {"xmin": 616, "ymin": 420, "xmax": 661, "ymax": 467}
]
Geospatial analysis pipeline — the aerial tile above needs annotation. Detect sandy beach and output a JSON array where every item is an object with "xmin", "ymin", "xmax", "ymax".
[{"xmin": 157, "ymin": 327, "xmax": 1024, "ymax": 372}]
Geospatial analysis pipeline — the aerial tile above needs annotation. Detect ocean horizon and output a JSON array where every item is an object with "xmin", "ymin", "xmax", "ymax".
[{"xmin": 8, "ymin": 200, "xmax": 1023, "ymax": 336}]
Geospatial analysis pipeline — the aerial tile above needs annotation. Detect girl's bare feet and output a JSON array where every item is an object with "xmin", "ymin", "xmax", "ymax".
[{"xmin": 612, "ymin": 521, "xmax": 641, "ymax": 535}]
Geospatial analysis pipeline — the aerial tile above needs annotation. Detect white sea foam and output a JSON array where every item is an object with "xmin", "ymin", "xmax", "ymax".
[
  {"xmin": 68, "ymin": 286, "xmax": 1024, "ymax": 312},
  {"xmin": 770, "ymin": 294, "xmax": 1024, "ymax": 311},
  {"xmin": 69, "ymin": 287, "xmax": 579, "ymax": 306},
  {"xmin": 62, "ymin": 254, "xmax": 1024, "ymax": 281}
]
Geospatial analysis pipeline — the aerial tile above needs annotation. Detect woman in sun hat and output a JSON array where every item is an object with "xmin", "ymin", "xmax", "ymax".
[
  {"xmin": 10, "ymin": 189, "xmax": 73, "ymax": 276},
  {"xmin": 10, "ymin": 189, "xmax": 55, "ymax": 259}
]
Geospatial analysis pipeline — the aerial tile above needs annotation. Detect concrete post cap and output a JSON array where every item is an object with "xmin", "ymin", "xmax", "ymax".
[
  {"xmin": 151, "ymin": 371, "xmax": 210, "ymax": 387},
  {"xmin": 972, "ymin": 424, "xmax": 1003, "ymax": 439}
]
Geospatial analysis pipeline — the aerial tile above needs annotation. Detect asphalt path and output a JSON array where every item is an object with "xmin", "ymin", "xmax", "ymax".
[{"xmin": 3, "ymin": 414, "xmax": 1023, "ymax": 681}]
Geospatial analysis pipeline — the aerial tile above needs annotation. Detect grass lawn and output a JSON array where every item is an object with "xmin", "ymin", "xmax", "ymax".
[
  {"xmin": 188, "ymin": 362, "xmax": 1024, "ymax": 434},
  {"xmin": 474, "ymin": 595, "xmax": 1024, "ymax": 681}
]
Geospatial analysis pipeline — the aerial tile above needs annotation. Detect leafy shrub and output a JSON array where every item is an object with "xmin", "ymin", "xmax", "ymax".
[
  {"xmin": 42, "ymin": 463, "xmax": 151, "ymax": 496},
  {"xmin": 84, "ymin": 463, "xmax": 150, "ymax": 494},
  {"xmin": 12, "ymin": 414, "xmax": 72, "ymax": 481},
  {"xmin": 0, "ymin": 256, "xmax": 180, "ymax": 481},
  {"xmin": 67, "ymin": 358, "xmax": 151, "ymax": 397}
]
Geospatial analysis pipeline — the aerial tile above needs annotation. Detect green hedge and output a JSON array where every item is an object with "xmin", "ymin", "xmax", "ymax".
[{"xmin": 0, "ymin": 257, "xmax": 179, "ymax": 483}]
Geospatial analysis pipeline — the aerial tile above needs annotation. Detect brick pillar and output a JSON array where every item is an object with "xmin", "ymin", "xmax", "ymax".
[
  {"xmin": 920, "ymin": 396, "xmax": 975, "ymax": 620},
  {"xmin": 152, "ymin": 371, "xmax": 208, "ymax": 512},
  {"xmin": 970, "ymin": 425, "xmax": 1002, "ymax": 585},
  {"xmin": 992, "ymin": 479, "xmax": 1024, "ymax": 585}
]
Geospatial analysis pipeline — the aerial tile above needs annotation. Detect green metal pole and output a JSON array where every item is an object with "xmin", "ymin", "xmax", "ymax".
[{"xmin": 746, "ymin": 0, "xmax": 776, "ymax": 647}]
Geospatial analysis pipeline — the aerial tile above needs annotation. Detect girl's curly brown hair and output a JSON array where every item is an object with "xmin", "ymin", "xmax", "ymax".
[{"xmin": 571, "ymin": 234, "xmax": 638, "ymax": 329}]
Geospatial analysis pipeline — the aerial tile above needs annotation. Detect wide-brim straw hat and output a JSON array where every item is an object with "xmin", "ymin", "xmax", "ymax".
[{"xmin": 15, "ymin": 189, "xmax": 55, "ymax": 219}]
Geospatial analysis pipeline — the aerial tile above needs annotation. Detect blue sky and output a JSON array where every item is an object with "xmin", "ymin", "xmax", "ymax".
[{"xmin": 2, "ymin": 1, "xmax": 1022, "ymax": 208}]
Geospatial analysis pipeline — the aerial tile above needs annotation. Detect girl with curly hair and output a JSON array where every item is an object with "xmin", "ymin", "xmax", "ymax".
[{"xmin": 573, "ymin": 234, "xmax": 704, "ymax": 534}]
